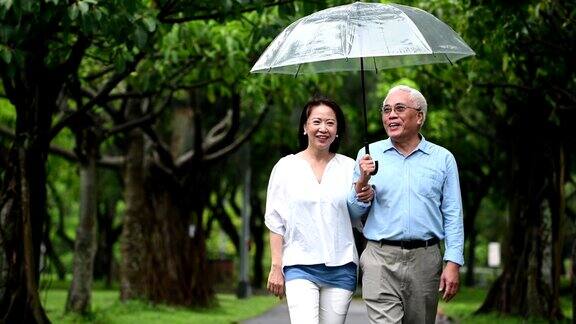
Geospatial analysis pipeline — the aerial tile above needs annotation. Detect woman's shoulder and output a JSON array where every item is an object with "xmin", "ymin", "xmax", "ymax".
[
  {"xmin": 334, "ymin": 153, "xmax": 356, "ymax": 166},
  {"xmin": 273, "ymin": 154, "xmax": 299, "ymax": 169},
  {"xmin": 278, "ymin": 153, "xmax": 298, "ymax": 163}
]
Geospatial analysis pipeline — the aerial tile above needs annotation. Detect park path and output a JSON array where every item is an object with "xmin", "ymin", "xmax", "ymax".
[
  {"xmin": 241, "ymin": 299, "xmax": 369, "ymax": 324},
  {"xmin": 241, "ymin": 298, "xmax": 454, "ymax": 324}
]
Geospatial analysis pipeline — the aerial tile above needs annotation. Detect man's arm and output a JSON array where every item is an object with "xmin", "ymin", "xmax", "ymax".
[
  {"xmin": 439, "ymin": 154, "xmax": 464, "ymax": 301},
  {"xmin": 441, "ymin": 154, "xmax": 465, "ymax": 266}
]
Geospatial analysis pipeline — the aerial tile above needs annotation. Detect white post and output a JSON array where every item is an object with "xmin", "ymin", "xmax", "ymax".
[
  {"xmin": 487, "ymin": 242, "xmax": 501, "ymax": 268},
  {"xmin": 488, "ymin": 242, "xmax": 501, "ymax": 280}
]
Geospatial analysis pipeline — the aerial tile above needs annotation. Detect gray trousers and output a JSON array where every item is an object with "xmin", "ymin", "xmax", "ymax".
[{"xmin": 360, "ymin": 240, "xmax": 442, "ymax": 324}]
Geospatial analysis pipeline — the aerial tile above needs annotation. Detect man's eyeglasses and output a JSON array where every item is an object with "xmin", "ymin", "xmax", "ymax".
[{"xmin": 381, "ymin": 103, "xmax": 421, "ymax": 115}]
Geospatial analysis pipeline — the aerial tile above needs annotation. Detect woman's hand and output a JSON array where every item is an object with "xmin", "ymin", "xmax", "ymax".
[{"xmin": 267, "ymin": 264, "xmax": 285, "ymax": 299}]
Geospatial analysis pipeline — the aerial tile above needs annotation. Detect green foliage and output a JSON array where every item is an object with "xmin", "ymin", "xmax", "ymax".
[
  {"xmin": 0, "ymin": 98, "xmax": 14, "ymax": 184},
  {"xmin": 0, "ymin": 97, "xmax": 15, "ymax": 124},
  {"xmin": 0, "ymin": 0, "xmax": 155, "ymax": 80}
]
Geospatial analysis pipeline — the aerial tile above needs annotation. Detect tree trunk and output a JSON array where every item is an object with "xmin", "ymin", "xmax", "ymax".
[
  {"xmin": 548, "ymin": 144, "xmax": 565, "ymax": 318},
  {"xmin": 94, "ymin": 197, "xmax": 119, "ymax": 288},
  {"xmin": 119, "ymin": 126, "xmax": 151, "ymax": 300},
  {"xmin": 250, "ymin": 192, "xmax": 265, "ymax": 289},
  {"xmin": 476, "ymin": 114, "xmax": 563, "ymax": 319},
  {"xmin": 461, "ymin": 165, "xmax": 493, "ymax": 287},
  {"xmin": 43, "ymin": 228, "xmax": 67, "ymax": 281},
  {"xmin": 119, "ymin": 112, "xmax": 215, "ymax": 306},
  {"xmin": 121, "ymin": 166, "xmax": 214, "ymax": 306},
  {"xmin": 0, "ymin": 59, "xmax": 58, "ymax": 323},
  {"xmin": 42, "ymin": 201, "xmax": 67, "ymax": 280},
  {"xmin": 463, "ymin": 192, "xmax": 481, "ymax": 287},
  {"xmin": 66, "ymin": 130, "xmax": 99, "ymax": 314},
  {"xmin": 572, "ymin": 240, "xmax": 575, "ymax": 323},
  {"xmin": 188, "ymin": 201, "xmax": 214, "ymax": 306},
  {"xmin": 465, "ymin": 229, "xmax": 477, "ymax": 286},
  {"xmin": 0, "ymin": 132, "xmax": 51, "ymax": 324}
]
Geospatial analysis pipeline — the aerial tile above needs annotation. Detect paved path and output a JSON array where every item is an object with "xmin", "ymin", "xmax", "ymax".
[
  {"xmin": 242, "ymin": 299, "xmax": 369, "ymax": 324},
  {"xmin": 241, "ymin": 298, "xmax": 453, "ymax": 324}
]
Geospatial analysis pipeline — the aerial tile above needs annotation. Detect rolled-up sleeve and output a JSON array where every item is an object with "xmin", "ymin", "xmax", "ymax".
[{"xmin": 264, "ymin": 162, "xmax": 286, "ymax": 236}]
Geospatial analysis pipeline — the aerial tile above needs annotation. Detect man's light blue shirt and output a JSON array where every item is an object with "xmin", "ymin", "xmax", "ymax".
[{"xmin": 347, "ymin": 136, "xmax": 465, "ymax": 265}]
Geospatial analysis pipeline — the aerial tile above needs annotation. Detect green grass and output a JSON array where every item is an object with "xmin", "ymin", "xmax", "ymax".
[
  {"xmin": 42, "ymin": 286, "xmax": 573, "ymax": 323},
  {"xmin": 43, "ymin": 289, "xmax": 280, "ymax": 324},
  {"xmin": 438, "ymin": 287, "xmax": 573, "ymax": 323}
]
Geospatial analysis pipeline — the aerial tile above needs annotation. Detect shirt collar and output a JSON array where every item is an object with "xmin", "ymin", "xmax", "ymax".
[
  {"xmin": 383, "ymin": 133, "xmax": 431, "ymax": 155},
  {"xmin": 416, "ymin": 134, "xmax": 431, "ymax": 155}
]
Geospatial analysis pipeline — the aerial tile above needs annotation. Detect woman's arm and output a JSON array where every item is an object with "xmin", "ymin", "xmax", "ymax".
[{"xmin": 267, "ymin": 231, "xmax": 285, "ymax": 298}]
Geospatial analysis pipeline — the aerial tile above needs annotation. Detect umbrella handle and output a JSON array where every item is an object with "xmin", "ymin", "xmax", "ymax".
[
  {"xmin": 371, "ymin": 161, "xmax": 379, "ymax": 175},
  {"xmin": 364, "ymin": 144, "xmax": 379, "ymax": 175}
]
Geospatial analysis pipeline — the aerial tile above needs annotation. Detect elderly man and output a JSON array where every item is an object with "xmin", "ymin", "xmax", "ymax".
[{"xmin": 347, "ymin": 85, "xmax": 464, "ymax": 324}]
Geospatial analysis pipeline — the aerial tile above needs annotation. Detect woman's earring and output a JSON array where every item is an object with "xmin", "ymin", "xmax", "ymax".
[
  {"xmin": 303, "ymin": 131, "xmax": 307, "ymax": 135},
  {"xmin": 335, "ymin": 134, "xmax": 339, "ymax": 138}
]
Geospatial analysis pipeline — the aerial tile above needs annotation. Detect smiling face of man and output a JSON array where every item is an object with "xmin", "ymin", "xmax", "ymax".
[{"xmin": 381, "ymin": 89, "xmax": 424, "ymax": 145}]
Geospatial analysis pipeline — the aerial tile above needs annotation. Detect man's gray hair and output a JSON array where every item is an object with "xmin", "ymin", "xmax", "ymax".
[{"xmin": 383, "ymin": 85, "xmax": 428, "ymax": 125}]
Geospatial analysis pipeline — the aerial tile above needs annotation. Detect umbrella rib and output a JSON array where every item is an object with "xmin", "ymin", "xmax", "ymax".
[
  {"xmin": 351, "ymin": 2, "xmax": 359, "ymax": 58},
  {"xmin": 344, "ymin": 5, "xmax": 352, "ymax": 58},
  {"xmin": 444, "ymin": 53, "xmax": 454, "ymax": 66},
  {"xmin": 294, "ymin": 64, "xmax": 301, "ymax": 78}
]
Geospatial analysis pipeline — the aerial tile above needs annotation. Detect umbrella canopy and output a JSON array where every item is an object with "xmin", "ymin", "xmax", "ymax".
[
  {"xmin": 251, "ymin": 2, "xmax": 474, "ymax": 173},
  {"xmin": 250, "ymin": 2, "xmax": 475, "ymax": 75}
]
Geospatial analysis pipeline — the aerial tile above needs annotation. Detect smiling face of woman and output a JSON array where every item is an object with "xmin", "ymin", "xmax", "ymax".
[{"xmin": 303, "ymin": 104, "xmax": 338, "ymax": 152}]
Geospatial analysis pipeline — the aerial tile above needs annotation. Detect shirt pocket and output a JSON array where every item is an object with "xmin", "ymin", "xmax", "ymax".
[{"xmin": 415, "ymin": 172, "xmax": 443, "ymax": 198}]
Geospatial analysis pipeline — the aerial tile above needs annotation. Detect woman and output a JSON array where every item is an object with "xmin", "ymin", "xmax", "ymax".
[{"xmin": 265, "ymin": 96, "xmax": 373, "ymax": 323}]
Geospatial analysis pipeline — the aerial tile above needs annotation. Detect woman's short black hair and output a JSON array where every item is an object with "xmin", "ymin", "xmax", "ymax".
[{"xmin": 298, "ymin": 95, "xmax": 346, "ymax": 153}]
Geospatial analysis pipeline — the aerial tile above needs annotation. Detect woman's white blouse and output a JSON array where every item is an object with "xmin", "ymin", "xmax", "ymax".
[{"xmin": 265, "ymin": 154, "xmax": 359, "ymax": 267}]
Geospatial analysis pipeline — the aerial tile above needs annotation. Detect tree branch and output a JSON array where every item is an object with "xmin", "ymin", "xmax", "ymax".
[
  {"xmin": 1, "ymin": 126, "xmax": 123, "ymax": 168},
  {"xmin": 142, "ymin": 124, "xmax": 176, "ymax": 171},
  {"xmin": 47, "ymin": 182, "xmax": 75, "ymax": 251},
  {"xmin": 50, "ymin": 51, "xmax": 146, "ymax": 139},
  {"xmin": 106, "ymin": 113, "xmax": 157, "ymax": 136},
  {"xmin": 84, "ymin": 66, "xmax": 115, "ymax": 82},
  {"xmin": 204, "ymin": 93, "xmax": 241, "ymax": 153},
  {"xmin": 203, "ymin": 110, "xmax": 232, "ymax": 151},
  {"xmin": 204, "ymin": 105, "xmax": 269, "ymax": 161},
  {"xmin": 103, "ymin": 78, "xmax": 220, "ymax": 102},
  {"xmin": 57, "ymin": 33, "xmax": 91, "ymax": 80},
  {"xmin": 47, "ymin": 144, "xmax": 124, "ymax": 168}
]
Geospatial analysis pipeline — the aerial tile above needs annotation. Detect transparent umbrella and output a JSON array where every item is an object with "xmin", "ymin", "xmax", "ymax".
[{"xmin": 251, "ymin": 2, "xmax": 475, "ymax": 172}]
